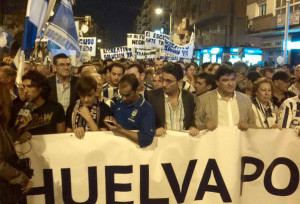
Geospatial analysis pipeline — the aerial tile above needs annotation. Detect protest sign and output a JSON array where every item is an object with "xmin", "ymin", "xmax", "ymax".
[
  {"xmin": 100, "ymin": 46, "xmax": 133, "ymax": 59},
  {"xmin": 163, "ymin": 39, "xmax": 194, "ymax": 59},
  {"xmin": 79, "ymin": 37, "xmax": 96, "ymax": 56},
  {"xmin": 17, "ymin": 127, "xmax": 300, "ymax": 204},
  {"xmin": 127, "ymin": 33, "xmax": 145, "ymax": 48},
  {"xmin": 145, "ymin": 31, "xmax": 170, "ymax": 49},
  {"xmin": 136, "ymin": 49, "xmax": 157, "ymax": 60}
]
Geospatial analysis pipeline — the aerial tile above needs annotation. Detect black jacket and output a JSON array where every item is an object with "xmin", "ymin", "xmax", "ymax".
[
  {"xmin": 145, "ymin": 88, "xmax": 196, "ymax": 130},
  {"xmin": 47, "ymin": 75, "xmax": 79, "ymax": 106}
]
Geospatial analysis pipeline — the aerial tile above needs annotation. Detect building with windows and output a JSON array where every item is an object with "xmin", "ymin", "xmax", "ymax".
[
  {"xmin": 134, "ymin": 0, "xmax": 162, "ymax": 35},
  {"xmin": 247, "ymin": 0, "xmax": 300, "ymax": 66}
]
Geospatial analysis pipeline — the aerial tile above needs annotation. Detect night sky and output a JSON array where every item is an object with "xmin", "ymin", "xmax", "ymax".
[{"xmin": 73, "ymin": 0, "xmax": 145, "ymax": 48}]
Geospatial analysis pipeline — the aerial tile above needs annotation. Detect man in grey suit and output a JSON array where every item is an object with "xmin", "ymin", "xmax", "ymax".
[{"xmin": 195, "ymin": 66, "xmax": 255, "ymax": 131}]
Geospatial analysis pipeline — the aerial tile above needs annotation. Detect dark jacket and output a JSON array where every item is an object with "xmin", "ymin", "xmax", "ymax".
[
  {"xmin": 47, "ymin": 75, "xmax": 79, "ymax": 106},
  {"xmin": 0, "ymin": 126, "xmax": 29, "ymax": 188},
  {"xmin": 145, "ymin": 88, "xmax": 196, "ymax": 130}
]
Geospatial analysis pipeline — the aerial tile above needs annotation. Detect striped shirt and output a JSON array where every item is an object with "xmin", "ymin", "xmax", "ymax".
[
  {"xmin": 182, "ymin": 80, "xmax": 195, "ymax": 93},
  {"xmin": 278, "ymin": 96, "xmax": 300, "ymax": 129},
  {"xmin": 141, "ymin": 83, "xmax": 153, "ymax": 96},
  {"xmin": 164, "ymin": 90, "xmax": 185, "ymax": 130},
  {"xmin": 288, "ymin": 84, "xmax": 300, "ymax": 96},
  {"xmin": 102, "ymin": 83, "xmax": 120, "ymax": 101}
]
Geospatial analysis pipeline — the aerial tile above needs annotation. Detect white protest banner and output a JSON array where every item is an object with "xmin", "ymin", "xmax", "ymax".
[
  {"xmin": 100, "ymin": 46, "xmax": 133, "ymax": 59},
  {"xmin": 145, "ymin": 31, "xmax": 170, "ymax": 49},
  {"xmin": 163, "ymin": 39, "xmax": 194, "ymax": 59},
  {"xmin": 17, "ymin": 127, "xmax": 300, "ymax": 204},
  {"xmin": 79, "ymin": 37, "xmax": 96, "ymax": 56},
  {"xmin": 136, "ymin": 49, "xmax": 157, "ymax": 60},
  {"xmin": 127, "ymin": 33, "xmax": 145, "ymax": 48},
  {"xmin": 159, "ymin": 54, "xmax": 180, "ymax": 62}
]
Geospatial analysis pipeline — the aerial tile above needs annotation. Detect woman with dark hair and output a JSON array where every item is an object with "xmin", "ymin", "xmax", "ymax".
[
  {"xmin": 251, "ymin": 78, "xmax": 278, "ymax": 128},
  {"xmin": 0, "ymin": 82, "xmax": 32, "ymax": 203}
]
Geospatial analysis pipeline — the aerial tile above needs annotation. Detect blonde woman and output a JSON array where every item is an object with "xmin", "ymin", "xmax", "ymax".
[{"xmin": 251, "ymin": 78, "xmax": 278, "ymax": 128}]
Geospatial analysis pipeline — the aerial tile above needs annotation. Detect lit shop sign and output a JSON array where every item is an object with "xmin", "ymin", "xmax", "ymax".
[
  {"xmin": 287, "ymin": 41, "xmax": 300, "ymax": 50},
  {"xmin": 201, "ymin": 47, "xmax": 223, "ymax": 54},
  {"xmin": 210, "ymin": 47, "xmax": 223, "ymax": 54},
  {"xmin": 243, "ymin": 48, "xmax": 262, "ymax": 55},
  {"xmin": 230, "ymin": 47, "xmax": 238, "ymax": 53}
]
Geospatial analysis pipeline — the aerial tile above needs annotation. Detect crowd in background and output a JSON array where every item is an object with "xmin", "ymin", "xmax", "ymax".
[{"xmin": 0, "ymin": 53, "xmax": 300, "ymax": 202}]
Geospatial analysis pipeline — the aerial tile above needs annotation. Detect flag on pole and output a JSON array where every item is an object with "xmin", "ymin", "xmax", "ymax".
[
  {"xmin": 21, "ymin": 0, "xmax": 49, "ymax": 59},
  {"xmin": 15, "ymin": 0, "xmax": 55, "ymax": 84},
  {"xmin": 44, "ymin": 0, "xmax": 80, "ymax": 57}
]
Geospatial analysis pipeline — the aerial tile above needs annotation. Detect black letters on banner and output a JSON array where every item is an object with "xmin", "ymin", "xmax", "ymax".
[
  {"xmin": 162, "ymin": 160, "xmax": 197, "ymax": 203},
  {"xmin": 140, "ymin": 165, "xmax": 169, "ymax": 204},
  {"xmin": 26, "ymin": 169, "xmax": 55, "ymax": 204},
  {"xmin": 105, "ymin": 165, "xmax": 133, "ymax": 204},
  {"xmin": 264, "ymin": 157, "xmax": 299, "ymax": 196},
  {"xmin": 61, "ymin": 167, "xmax": 98, "ymax": 204},
  {"xmin": 195, "ymin": 159, "xmax": 232, "ymax": 203},
  {"xmin": 240, "ymin": 156, "xmax": 264, "ymax": 195}
]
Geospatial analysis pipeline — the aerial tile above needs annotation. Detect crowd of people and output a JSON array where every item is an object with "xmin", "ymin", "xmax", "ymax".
[{"xmin": 0, "ymin": 53, "xmax": 300, "ymax": 202}]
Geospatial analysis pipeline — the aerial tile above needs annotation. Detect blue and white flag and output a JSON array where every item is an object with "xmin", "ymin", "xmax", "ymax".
[
  {"xmin": 44, "ymin": 0, "xmax": 80, "ymax": 57},
  {"xmin": 0, "ymin": 27, "xmax": 14, "ymax": 49},
  {"xmin": 21, "ymin": 0, "xmax": 49, "ymax": 59},
  {"xmin": 15, "ymin": 0, "xmax": 54, "ymax": 83}
]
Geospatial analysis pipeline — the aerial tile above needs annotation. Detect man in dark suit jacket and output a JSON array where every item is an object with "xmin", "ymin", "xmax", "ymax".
[
  {"xmin": 145, "ymin": 63, "xmax": 199, "ymax": 136},
  {"xmin": 47, "ymin": 53, "xmax": 78, "ymax": 113}
]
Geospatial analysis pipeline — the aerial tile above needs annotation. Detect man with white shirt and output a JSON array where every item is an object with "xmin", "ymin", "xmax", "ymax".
[
  {"xmin": 47, "ymin": 53, "xmax": 78, "ymax": 113},
  {"xmin": 146, "ymin": 63, "xmax": 199, "ymax": 136},
  {"xmin": 195, "ymin": 66, "xmax": 255, "ymax": 130}
]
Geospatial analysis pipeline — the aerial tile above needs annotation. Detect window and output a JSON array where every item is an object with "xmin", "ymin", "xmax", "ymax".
[
  {"xmin": 259, "ymin": 3, "xmax": 267, "ymax": 16},
  {"xmin": 276, "ymin": 0, "xmax": 281, "ymax": 7}
]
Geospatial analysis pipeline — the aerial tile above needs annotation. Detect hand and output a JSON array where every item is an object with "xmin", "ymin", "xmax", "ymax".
[
  {"xmin": 270, "ymin": 124, "xmax": 282, "ymax": 129},
  {"xmin": 18, "ymin": 131, "xmax": 32, "ymax": 144},
  {"xmin": 155, "ymin": 127, "xmax": 166, "ymax": 137},
  {"xmin": 3, "ymin": 56, "xmax": 13, "ymax": 65},
  {"xmin": 206, "ymin": 120, "xmax": 217, "ymax": 131},
  {"xmin": 238, "ymin": 121, "xmax": 249, "ymax": 131},
  {"xmin": 22, "ymin": 179, "xmax": 33, "ymax": 194},
  {"xmin": 78, "ymin": 106, "xmax": 92, "ymax": 121},
  {"xmin": 74, "ymin": 127, "xmax": 85, "ymax": 139},
  {"xmin": 17, "ymin": 114, "xmax": 32, "ymax": 130},
  {"xmin": 189, "ymin": 126, "xmax": 199, "ymax": 136},
  {"xmin": 17, "ymin": 83, "xmax": 26, "ymax": 101},
  {"xmin": 103, "ymin": 116, "xmax": 121, "ymax": 131}
]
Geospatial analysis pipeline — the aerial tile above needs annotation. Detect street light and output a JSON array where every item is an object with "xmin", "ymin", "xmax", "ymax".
[
  {"xmin": 155, "ymin": 8, "xmax": 172, "ymax": 36},
  {"xmin": 97, "ymin": 39, "xmax": 101, "ymax": 43},
  {"xmin": 155, "ymin": 8, "xmax": 163, "ymax": 15}
]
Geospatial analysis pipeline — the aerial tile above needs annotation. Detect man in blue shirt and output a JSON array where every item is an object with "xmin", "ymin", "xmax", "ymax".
[{"xmin": 104, "ymin": 74, "xmax": 155, "ymax": 147}]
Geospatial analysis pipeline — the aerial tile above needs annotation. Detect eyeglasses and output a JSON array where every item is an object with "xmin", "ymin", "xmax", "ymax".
[
  {"xmin": 161, "ymin": 78, "xmax": 176, "ymax": 84},
  {"xmin": 57, "ymin": 63, "xmax": 71, "ymax": 67}
]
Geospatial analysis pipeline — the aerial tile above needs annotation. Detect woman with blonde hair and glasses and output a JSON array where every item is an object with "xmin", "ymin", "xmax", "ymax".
[{"xmin": 251, "ymin": 78, "xmax": 278, "ymax": 128}]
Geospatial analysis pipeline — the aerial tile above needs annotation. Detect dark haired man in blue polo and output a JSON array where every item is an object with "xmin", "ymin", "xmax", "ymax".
[{"xmin": 104, "ymin": 74, "xmax": 155, "ymax": 147}]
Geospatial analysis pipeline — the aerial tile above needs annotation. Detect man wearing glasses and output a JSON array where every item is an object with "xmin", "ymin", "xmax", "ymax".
[
  {"xmin": 48, "ymin": 53, "xmax": 79, "ymax": 113},
  {"xmin": 146, "ymin": 63, "xmax": 199, "ymax": 137}
]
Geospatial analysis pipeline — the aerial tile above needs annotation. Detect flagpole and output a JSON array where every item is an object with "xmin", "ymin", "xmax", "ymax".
[{"xmin": 283, "ymin": 0, "xmax": 290, "ymax": 64}]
